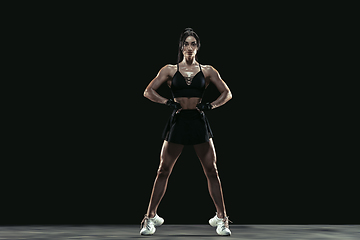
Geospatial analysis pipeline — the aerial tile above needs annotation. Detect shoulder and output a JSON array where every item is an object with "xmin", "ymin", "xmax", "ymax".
[
  {"xmin": 200, "ymin": 64, "xmax": 219, "ymax": 78},
  {"xmin": 160, "ymin": 64, "xmax": 177, "ymax": 74},
  {"xmin": 200, "ymin": 64, "xmax": 211, "ymax": 69},
  {"xmin": 201, "ymin": 64, "xmax": 218, "ymax": 73},
  {"xmin": 164, "ymin": 64, "xmax": 177, "ymax": 71},
  {"xmin": 155, "ymin": 64, "xmax": 177, "ymax": 79},
  {"xmin": 164, "ymin": 64, "xmax": 177, "ymax": 69}
]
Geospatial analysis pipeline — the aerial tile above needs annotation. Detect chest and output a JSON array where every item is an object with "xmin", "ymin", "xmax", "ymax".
[{"xmin": 171, "ymin": 71, "xmax": 206, "ymax": 89}]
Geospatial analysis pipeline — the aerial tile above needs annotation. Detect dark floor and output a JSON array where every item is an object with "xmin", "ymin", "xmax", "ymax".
[{"xmin": 0, "ymin": 225, "xmax": 359, "ymax": 239}]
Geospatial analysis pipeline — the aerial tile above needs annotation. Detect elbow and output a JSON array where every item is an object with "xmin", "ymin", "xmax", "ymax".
[
  {"xmin": 143, "ymin": 88, "xmax": 149, "ymax": 98},
  {"xmin": 227, "ymin": 89, "xmax": 233, "ymax": 100}
]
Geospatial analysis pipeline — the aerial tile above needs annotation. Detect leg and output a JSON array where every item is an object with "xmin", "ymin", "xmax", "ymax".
[
  {"xmin": 146, "ymin": 140, "xmax": 184, "ymax": 218},
  {"xmin": 193, "ymin": 139, "xmax": 227, "ymax": 219}
]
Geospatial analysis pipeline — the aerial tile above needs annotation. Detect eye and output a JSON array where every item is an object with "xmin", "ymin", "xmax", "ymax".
[
  {"xmin": 191, "ymin": 42, "xmax": 197, "ymax": 46},
  {"xmin": 184, "ymin": 42, "xmax": 189, "ymax": 46}
]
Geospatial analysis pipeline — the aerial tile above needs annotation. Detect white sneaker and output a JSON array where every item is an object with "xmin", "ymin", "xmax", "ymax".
[
  {"xmin": 209, "ymin": 212, "xmax": 232, "ymax": 236},
  {"xmin": 140, "ymin": 214, "xmax": 164, "ymax": 235}
]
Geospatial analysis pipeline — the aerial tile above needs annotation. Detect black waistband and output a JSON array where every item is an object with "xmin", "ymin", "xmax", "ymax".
[
  {"xmin": 173, "ymin": 109, "xmax": 203, "ymax": 119},
  {"xmin": 176, "ymin": 109, "xmax": 199, "ymax": 114}
]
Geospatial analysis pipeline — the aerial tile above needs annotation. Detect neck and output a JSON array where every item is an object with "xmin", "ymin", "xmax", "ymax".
[{"xmin": 181, "ymin": 56, "xmax": 197, "ymax": 66}]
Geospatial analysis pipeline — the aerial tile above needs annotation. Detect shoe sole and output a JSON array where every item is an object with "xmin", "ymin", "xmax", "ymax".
[
  {"xmin": 218, "ymin": 233, "xmax": 231, "ymax": 236},
  {"xmin": 140, "ymin": 229, "xmax": 155, "ymax": 236},
  {"xmin": 140, "ymin": 233, "xmax": 154, "ymax": 236}
]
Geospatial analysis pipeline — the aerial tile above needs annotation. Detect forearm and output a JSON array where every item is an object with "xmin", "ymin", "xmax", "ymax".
[
  {"xmin": 143, "ymin": 88, "xmax": 168, "ymax": 104},
  {"xmin": 211, "ymin": 90, "xmax": 232, "ymax": 109}
]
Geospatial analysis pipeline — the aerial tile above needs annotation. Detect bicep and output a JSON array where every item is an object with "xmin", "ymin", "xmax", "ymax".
[
  {"xmin": 146, "ymin": 65, "xmax": 171, "ymax": 91},
  {"xmin": 208, "ymin": 66, "xmax": 230, "ymax": 93}
]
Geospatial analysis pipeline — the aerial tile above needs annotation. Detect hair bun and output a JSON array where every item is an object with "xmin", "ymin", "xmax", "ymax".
[{"xmin": 184, "ymin": 28, "xmax": 193, "ymax": 32}]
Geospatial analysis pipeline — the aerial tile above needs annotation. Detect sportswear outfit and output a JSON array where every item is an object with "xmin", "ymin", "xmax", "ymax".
[
  {"xmin": 141, "ymin": 64, "xmax": 231, "ymax": 236},
  {"xmin": 162, "ymin": 63, "xmax": 213, "ymax": 145}
]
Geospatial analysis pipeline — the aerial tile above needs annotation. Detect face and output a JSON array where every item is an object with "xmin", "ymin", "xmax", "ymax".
[{"xmin": 182, "ymin": 36, "xmax": 198, "ymax": 59}]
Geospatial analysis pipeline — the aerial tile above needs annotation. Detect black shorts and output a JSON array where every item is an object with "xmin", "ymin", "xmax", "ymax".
[{"xmin": 162, "ymin": 109, "xmax": 214, "ymax": 145}]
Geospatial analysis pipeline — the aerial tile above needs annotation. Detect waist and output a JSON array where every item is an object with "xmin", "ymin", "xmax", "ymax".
[
  {"xmin": 174, "ymin": 109, "xmax": 203, "ymax": 120},
  {"xmin": 174, "ymin": 97, "xmax": 201, "ymax": 109},
  {"xmin": 178, "ymin": 109, "xmax": 200, "ymax": 113}
]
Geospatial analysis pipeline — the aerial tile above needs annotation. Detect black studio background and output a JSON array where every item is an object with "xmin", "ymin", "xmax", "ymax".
[{"xmin": 9, "ymin": 4, "xmax": 357, "ymax": 225}]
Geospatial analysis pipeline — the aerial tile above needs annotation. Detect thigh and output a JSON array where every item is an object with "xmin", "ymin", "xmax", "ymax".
[
  {"xmin": 159, "ymin": 140, "xmax": 184, "ymax": 171},
  {"xmin": 193, "ymin": 139, "xmax": 217, "ymax": 170}
]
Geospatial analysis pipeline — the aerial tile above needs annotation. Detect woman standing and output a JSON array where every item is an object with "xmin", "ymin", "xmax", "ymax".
[{"xmin": 141, "ymin": 28, "xmax": 232, "ymax": 236}]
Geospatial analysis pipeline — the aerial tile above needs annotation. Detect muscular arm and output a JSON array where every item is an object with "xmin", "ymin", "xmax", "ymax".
[
  {"xmin": 206, "ymin": 66, "xmax": 232, "ymax": 109},
  {"xmin": 143, "ymin": 65, "xmax": 172, "ymax": 104}
]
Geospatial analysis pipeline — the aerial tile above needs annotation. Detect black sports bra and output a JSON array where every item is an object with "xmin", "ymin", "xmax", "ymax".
[{"xmin": 170, "ymin": 64, "xmax": 206, "ymax": 98}]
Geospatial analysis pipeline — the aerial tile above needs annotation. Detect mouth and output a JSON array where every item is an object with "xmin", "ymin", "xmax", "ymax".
[{"xmin": 187, "ymin": 52, "xmax": 193, "ymax": 55}]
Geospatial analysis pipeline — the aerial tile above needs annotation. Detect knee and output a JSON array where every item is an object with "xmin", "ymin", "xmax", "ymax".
[
  {"xmin": 204, "ymin": 165, "xmax": 219, "ymax": 179},
  {"xmin": 157, "ymin": 165, "xmax": 171, "ymax": 178}
]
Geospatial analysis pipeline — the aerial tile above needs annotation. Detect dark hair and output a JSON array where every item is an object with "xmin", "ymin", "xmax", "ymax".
[{"xmin": 177, "ymin": 28, "xmax": 201, "ymax": 63}]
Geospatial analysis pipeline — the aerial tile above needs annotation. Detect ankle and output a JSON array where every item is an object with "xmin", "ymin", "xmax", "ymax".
[
  {"xmin": 216, "ymin": 212, "xmax": 226, "ymax": 219},
  {"xmin": 147, "ymin": 212, "xmax": 156, "ymax": 218}
]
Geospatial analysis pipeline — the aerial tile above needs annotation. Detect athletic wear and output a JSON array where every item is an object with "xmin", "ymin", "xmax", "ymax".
[
  {"xmin": 140, "ymin": 214, "xmax": 164, "ymax": 236},
  {"xmin": 209, "ymin": 213, "xmax": 232, "ymax": 236},
  {"xmin": 162, "ymin": 109, "xmax": 213, "ymax": 145},
  {"xmin": 171, "ymin": 64, "xmax": 206, "ymax": 98},
  {"xmin": 162, "ymin": 63, "xmax": 213, "ymax": 145}
]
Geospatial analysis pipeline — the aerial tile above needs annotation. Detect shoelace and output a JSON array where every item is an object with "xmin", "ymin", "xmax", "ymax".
[
  {"xmin": 222, "ymin": 216, "xmax": 233, "ymax": 229},
  {"xmin": 140, "ymin": 214, "xmax": 149, "ymax": 230}
]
